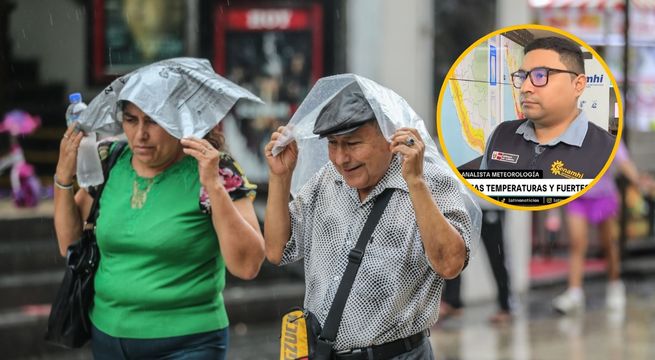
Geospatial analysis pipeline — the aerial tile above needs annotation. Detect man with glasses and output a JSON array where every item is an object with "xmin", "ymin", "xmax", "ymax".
[{"xmin": 480, "ymin": 36, "xmax": 615, "ymax": 180}]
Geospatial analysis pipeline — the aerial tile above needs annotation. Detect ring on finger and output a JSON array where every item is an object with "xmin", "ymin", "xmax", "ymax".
[
  {"xmin": 63, "ymin": 134, "xmax": 69, "ymax": 139},
  {"xmin": 405, "ymin": 137, "xmax": 415, "ymax": 147}
]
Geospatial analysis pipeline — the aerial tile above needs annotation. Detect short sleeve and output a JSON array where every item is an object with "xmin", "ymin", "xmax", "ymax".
[
  {"xmin": 279, "ymin": 167, "xmax": 324, "ymax": 266},
  {"xmin": 279, "ymin": 197, "xmax": 306, "ymax": 265},
  {"xmin": 199, "ymin": 152, "xmax": 257, "ymax": 214},
  {"xmin": 426, "ymin": 165, "xmax": 473, "ymax": 269}
]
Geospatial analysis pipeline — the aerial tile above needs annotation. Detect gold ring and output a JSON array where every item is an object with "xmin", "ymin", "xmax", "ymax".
[{"xmin": 63, "ymin": 134, "xmax": 69, "ymax": 139}]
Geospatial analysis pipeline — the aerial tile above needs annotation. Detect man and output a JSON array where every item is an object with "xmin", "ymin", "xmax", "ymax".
[
  {"xmin": 264, "ymin": 80, "xmax": 474, "ymax": 359},
  {"xmin": 441, "ymin": 203, "xmax": 513, "ymax": 325},
  {"xmin": 480, "ymin": 36, "xmax": 615, "ymax": 179}
]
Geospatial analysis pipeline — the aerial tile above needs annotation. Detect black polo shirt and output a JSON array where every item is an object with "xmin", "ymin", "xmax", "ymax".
[{"xmin": 480, "ymin": 112, "xmax": 615, "ymax": 179}]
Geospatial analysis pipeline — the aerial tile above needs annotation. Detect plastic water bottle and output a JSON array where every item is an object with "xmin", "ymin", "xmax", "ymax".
[
  {"xmin": 66, "ymin": 93, "xmax": 104, "ymax": 188},
  {"xmin": 65, "ymin": 93, "xmax": 87, "ymax": 126}
]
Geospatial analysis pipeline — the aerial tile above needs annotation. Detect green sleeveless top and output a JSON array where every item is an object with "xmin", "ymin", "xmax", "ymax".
[{"xmin": 90, "ymin": 144, "xmax": 255, "ymax": 338}]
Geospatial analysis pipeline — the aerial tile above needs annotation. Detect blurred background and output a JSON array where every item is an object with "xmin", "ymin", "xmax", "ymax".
[{"xmin": 0, "ymin": 0, "xmax": 654, "ymax": 359}]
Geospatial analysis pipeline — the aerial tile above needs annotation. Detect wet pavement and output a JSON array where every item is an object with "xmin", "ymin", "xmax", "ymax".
[
  {"xmin": 431, "ymin": 277, "xmax": 655, "ymax": 360},
  {"xmin": 223, "ymin": 276, "xmax": 655, "ymax": 360},
  {"xmin": 10, "ymin": 275, "xmax": 655, "ymax": 360},
  {"xmin": 6, "ymin": 281, "xmax": 655, "ymax": 360}
]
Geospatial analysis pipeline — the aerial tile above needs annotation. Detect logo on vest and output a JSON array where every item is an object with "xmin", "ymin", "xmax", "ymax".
[
  {"xmin": 550, "ymin": 160, "xmax": 584, "ymax": 179},
  {"xmin": 491, "ymin": 151, "xmax": 519, "ymax": 164}
]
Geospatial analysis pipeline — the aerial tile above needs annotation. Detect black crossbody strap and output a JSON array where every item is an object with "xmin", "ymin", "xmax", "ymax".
[
  {"xmin": 84, "ymin": 141, "xmax": 127, "ymax": 226},
  {"xmin": 319, "ymin": 187, "xmax": 395, "ymax": 344}
]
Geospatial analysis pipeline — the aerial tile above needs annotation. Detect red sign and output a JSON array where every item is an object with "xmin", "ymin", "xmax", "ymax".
[
  {"xmin": 212, "ymin": 3, "xmax": 323, "ymax": 184},
  {"xmin": 226, "ymin": 9, "xmax": 311, "ymax": 30}
]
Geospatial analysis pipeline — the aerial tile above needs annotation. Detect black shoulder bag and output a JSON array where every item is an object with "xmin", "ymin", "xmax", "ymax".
[
  {"xmin": 279, "ymin": 188, "xmax": 394, "ymax": 360},
  {"xmin": 45, "ymin": 141, "xmax": 127, "ymax": 348}
]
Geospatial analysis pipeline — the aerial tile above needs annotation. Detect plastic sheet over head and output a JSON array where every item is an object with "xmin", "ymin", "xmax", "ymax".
[
  {"xmin": 78, "ymin": 57, "xmax": 263, "ymax": 139},
  {"xmin": 272, "ymin": 73, "xmax": 481, "ymax": 254}
]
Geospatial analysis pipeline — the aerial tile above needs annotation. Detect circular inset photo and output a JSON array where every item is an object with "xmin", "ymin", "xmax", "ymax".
[{"xmin": 437, "ymin": 24, "xmax": 622, "ymax": 210}]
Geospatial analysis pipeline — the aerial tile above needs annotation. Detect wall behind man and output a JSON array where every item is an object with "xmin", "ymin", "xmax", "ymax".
[{"xmin": 346, "ymin": 0, "xmax": 435, "ymax": 134}]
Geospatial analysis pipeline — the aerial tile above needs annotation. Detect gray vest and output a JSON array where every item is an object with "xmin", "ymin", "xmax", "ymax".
[{"xmin": 485, "ymin": 119, "xmax": 615, "ymax": 179}]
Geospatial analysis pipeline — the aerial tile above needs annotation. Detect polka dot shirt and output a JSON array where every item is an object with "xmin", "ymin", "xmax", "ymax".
[{"xmin": 280, "ymin": 154, "xmax": 472, "ymax": 350}]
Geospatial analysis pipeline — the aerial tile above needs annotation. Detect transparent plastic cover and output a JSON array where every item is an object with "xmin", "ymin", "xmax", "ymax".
[{"xmin": 272, "ymin": 73, "xmax": 482, "ymax": 253}]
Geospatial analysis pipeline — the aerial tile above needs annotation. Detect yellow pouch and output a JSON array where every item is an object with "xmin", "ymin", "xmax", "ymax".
[{"xmin": 280, "ymin": 308, "xmax": 321, "ymax": 360}]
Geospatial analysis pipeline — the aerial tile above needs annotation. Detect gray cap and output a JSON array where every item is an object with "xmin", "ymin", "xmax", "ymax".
[{"xmin": 313, "ymin": 82, "xmax": 376, "ymax": 138}]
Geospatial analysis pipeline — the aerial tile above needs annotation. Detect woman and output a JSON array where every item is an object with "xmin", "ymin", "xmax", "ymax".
[
  {"xmin": 53, "ymin": 61, "xmax": 265, "ymax": 359},
  {"xmin": 552, "ymin": 140, "xmax": 642, "ymax": 315}
]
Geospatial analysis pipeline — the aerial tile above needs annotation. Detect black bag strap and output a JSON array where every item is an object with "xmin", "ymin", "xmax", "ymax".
[
  {"xmin": 84, "ymin": 141, "xmax": 127, "ymax": 227},
  {"xmin": 317, "ymin": 187, "xmax": 395, "ymax": 349}
]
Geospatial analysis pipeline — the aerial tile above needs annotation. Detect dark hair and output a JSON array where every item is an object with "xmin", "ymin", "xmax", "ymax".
[
  {"xmin": 204, "ymin": 128, "xmax": 225, "ymax": 151},
  {"xmin": 365, "ymin": 119, "xmax": 382, "ymax": 135},
  {"xmin": 524, "ymin": 36, "xmax": 585, "ymax": 75},
  {"xmin": 119, "ymin": 100, "xmax": 226, "ymax": 151}
]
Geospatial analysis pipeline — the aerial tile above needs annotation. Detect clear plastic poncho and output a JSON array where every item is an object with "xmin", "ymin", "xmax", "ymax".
[
  {"xmin": 79, "ymin": 57, "xmax": 262, "ymax": 139},
  {"xmin": 272, "ymin": 73, "xmax": 481, "ymax": 253}
]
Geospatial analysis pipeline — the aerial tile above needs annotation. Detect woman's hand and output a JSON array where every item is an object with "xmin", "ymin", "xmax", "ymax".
[
  {"xmin": 181, "ymin": 137, "xmax": 222, "ymax": 190},
  {"xmin": 55, "ymin": 122, "xmax": 84, "ymax": 184}
]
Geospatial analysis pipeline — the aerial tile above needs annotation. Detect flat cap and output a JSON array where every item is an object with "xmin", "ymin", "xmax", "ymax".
[{"xmin": 313, "ymin": 82, "xmax": 376, "ymax": 138}]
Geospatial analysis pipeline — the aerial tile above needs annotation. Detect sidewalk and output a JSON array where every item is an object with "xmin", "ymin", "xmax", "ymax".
[
  {"xmin": 0, "ymin": 198, "xmax": 53, "ymax": 220},
  {"xmin": 230, "ymin": 274, "xmax": 655, "ymax": 359},
  {"xmin": 431, "ymin": 275, "xmax": 655, "ymax": 360}
]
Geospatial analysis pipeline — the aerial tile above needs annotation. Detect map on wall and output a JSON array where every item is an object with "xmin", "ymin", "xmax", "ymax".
[{"xmin": 441, "ymin": 35, "xmax": 524, "ymax": 168}]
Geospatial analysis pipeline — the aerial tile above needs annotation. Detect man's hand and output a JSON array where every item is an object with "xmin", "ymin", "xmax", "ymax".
[
  {"xmin": 391, "ymin": 128, "xmax": 466, "ymax": 278},
  {"xmin": 390, "ymin": 127, "xmax": 425, "ymax": 186},
  {"xmin": 265, "ymin": 126, "xmax": 299, "ymax": 178}
]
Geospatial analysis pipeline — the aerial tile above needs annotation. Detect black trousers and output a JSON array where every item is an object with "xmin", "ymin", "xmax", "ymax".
[{"xmin": 443, "ymin": 210, "xmax": 511, "ymax": 311}]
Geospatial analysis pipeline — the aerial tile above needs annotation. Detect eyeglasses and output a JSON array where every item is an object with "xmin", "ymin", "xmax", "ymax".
[{"xmin": 511, "ymin": 67, "xmax": 579, "ymax": 89}]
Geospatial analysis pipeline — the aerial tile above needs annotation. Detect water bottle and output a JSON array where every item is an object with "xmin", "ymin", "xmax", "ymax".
[
  {"xmin": 65, "ymin": 93, "xmax": 87, "ymax": 126},
  {"xmin": 66, "ymin": 93, "xmax": 104, "ymax": 188}
]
